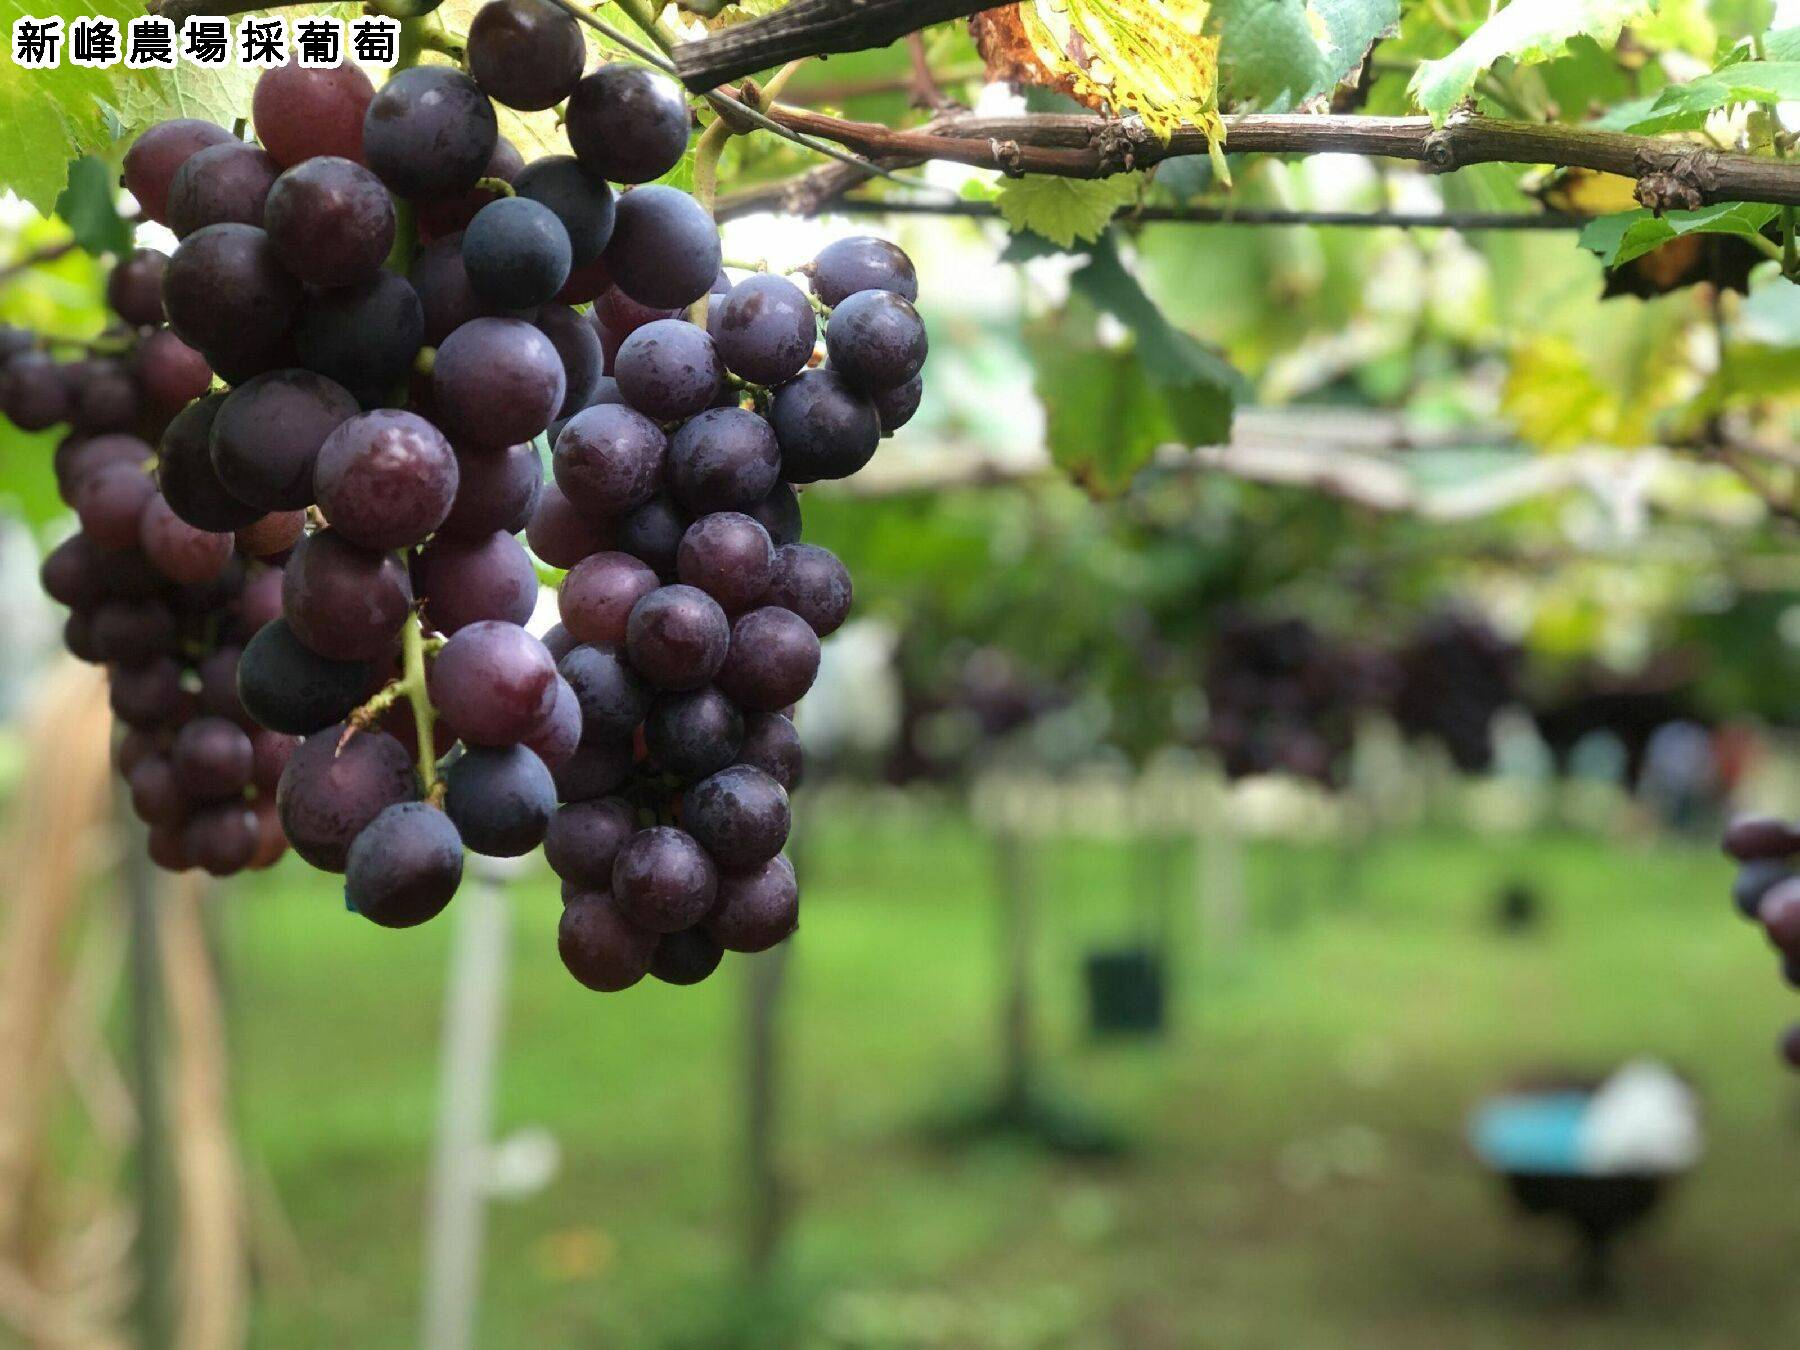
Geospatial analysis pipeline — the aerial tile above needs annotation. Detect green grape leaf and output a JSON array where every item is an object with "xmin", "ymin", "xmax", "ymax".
[
  {"xmin": 1213, "ymin": 0, "xmax": 1400, "ymax": 110},
  {"xmin": 1409, "ymin": 0, "xmax": 1658, "ymax": 121},
  {"xmin": 1071, "ymin": 239, "xmax": 1248, "ymax": 405},
  {"xmin": 0, "ymin": 0, "xmax": 143, "ymax": 211},
  {"xmin": 1025, "ymin": 237, "xmax": 1240, "ymax": 493},
  {"xmin": 1609, "ymin": 60, "xmax": 1800, "ymax": 134},
  {"xmin": 55, "ymin": 155, "xmax": 131, "ymax": 256},
  {"xmin": 1578, "ymin": 201, "xmax": 1780, "ymax": 266},
  {"xmin": 994, "ymin": 175, "xmax": 1141, "ymax": 249}
]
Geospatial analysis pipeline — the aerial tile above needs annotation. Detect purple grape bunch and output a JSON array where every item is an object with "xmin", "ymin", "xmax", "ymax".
[
  {"xmin": 9, "ymin": 7, "xmax": 928, "ymax": 992},
  {"xmin": 1721, "ymin": 815, "xmax": 1800, "ymax": 1067}
]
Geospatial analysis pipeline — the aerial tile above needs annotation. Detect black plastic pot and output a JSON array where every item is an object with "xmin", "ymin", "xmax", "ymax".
[{"xmin": 1082, "ymin": 946, "xmax": 1167, "ymax": 1038}]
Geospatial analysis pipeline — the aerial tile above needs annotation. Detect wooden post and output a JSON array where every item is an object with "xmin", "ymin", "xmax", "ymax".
[
  {"xmin": 742, "ymin": 942, "xmax": 790, "ymax": 1275},
  {"xmin": 121, "ymin": 807, "xmax": 176, "ymax": 1350},
  {"xmin": 419, "ymin": 861, "xmax": 513, "ymax": 1350},
  {"xmin": 993, "ymin": 826, "xmax": 1033, "ymax": 1120}
]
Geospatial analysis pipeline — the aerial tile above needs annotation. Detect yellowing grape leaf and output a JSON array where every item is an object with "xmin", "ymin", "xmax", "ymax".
[
  {"xmin": 1502, "ymin": 337, "xmax": 1621, "ymax": 447},
  {"xmin": 994, "ymin": 174, "xmax": 1140, "ymax": 247},
  {"xmin": 972, "ymin": 2, "xmax": 1224, "ymax": 154}
]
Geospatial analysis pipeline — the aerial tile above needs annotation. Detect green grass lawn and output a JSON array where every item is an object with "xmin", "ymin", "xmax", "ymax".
[{"xmin": 218, "ymin": 798, "xmax": 1800, "ymax": 1348}]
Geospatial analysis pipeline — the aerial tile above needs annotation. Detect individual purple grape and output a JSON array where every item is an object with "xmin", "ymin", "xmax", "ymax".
[
  {"xmin": 40, "ymin": 533, "xmax": 108, "ymax": 610},
  {"xmin": 684, "ymin": 764, "xmax": 789, "ymax": 869},
  {"xmin": 440, "ymin": 442, "xmax": 543, "ymax": 539},
  {"xmin": 170, "ymin": 716, "xmax": 255, "ymax": 803},
  {"xmin": 523, "ymin": 674, "xmax": 582, "ymax": 770},
  {"xmin": 413, "ymin": 530, "xmax": 538, "ymax": 635},
  {"xmin": 515, "ymin": 156, "xmax": 616, "ymax": 267},
  {"xmin": 433, "ymin": 316, "xmax": 566, "ymax": 447},
  {"xmin": 809, "ymin": 235, "xmax": 919, "ymax": 307},
  {"xmin": 543, "ymin": 623, "xmax": 578, "ymax": 661},
  {"xmin": 345, "ymin": 802, "xmax": 465, "ymax": 928},
  {"xmin": 158, "ymin": 396, "xmax": 261, "ymax": 532},
  {"xmin": 649, "ymin": 929, "xmax": 723, "ymax": 985},
  {"xmin": 162, "ymin": 224, "xmax": 302, "ymax": 357},
  {"xmin": 558, "ymin": 642, "xmax": 650, "ymax": 739},
  {"xmin": 533, "ymin": 302, "xmax": 604, "ymax": 416},
  {"xmin": 91, "ymin": 600, "xmax": 175, "ymax": 664},
  {"xmin": 463, "ymin": 196, "xmax": 572, "ymax": 309},
  {"xmin": 282, "ymin": 528, "xmax": 414, "ymax": 661},
  {"xmin": 770, "ymin": 369, "xmax": 881, "ymax": 483},
  {"xmin": 249, "ymin": 728, "xmax": 299, "ymax": 792},
  {"xmin": 416, "ymin": 136, "xmax": 524, "ymax": 237},
  {"xmin": 1762, "ymin": 880, "xmax": 1800, "ymax": 953},
  {"xmin": 611, "ymin": 827, "xmax": 717, "ymax": 933},
  {"xmin": 277, "ymin": 725, "xmax": 420, "ymax": 872},
  {"xmin": 614, "ymin": 319, "xmax": 723, "ymax": 421},
  {"xmin": 75, "ymin": 464, "xmax": 155, "ymax": 549},
  {"xmin": 625, "ymin": 585, "xmax": 730, "ymax": 691},
  {"xmin": 715, "ymin": 606, "xmax": 820, "ymax": 712},
  {"xmin": 556, "ymin": 253, "xmax": 615, "ymax": 305},
  {"xmin": 363, "ymin": 66, "xmax": 499, "ymax": 200},
  {"xmin": 124, "ymin": 118, "xmax": 234, "ymax": 225},
  {"xmin": 209, "ymin": 369, "xmax": 360, "ymax": 512},
  {"xmin": 166, "ymin": 141, "xmax": 280, "ymax": 238},
  {"xmin": 196, "ymin": 646, "xmax": 250, "ymax": 726},
  {"xmin": 544, "ymin": 796, "xmax": 636, "ymax": 889},
  {"xmin": 644, "ymin": 687, "xmax": 743, "ymax": 784},
  {"xmin": 676, "ymin": 512, "xmax": 772, "ymax": 615},
  {"xmin": 566, "ymin": 64, "xmax": 691, "ymax": 185},
  {"xmin": 825, "ymin": 290, "xmax": 928, "ymax": 393},
  {"xmin": 560, "ymin": 551, "xmax": 660, "ymax": 646},
  {"xmin": 710, "ymin": 274, "xmax": 818, "ymax": 386},
  {"xmin": 313, "ymin": 410, "xmax": 460, "ymax": 550},
  {"xmin": 602, "ymin": 186, "xmax": 721, "ymax": 310},
  {"xmin": 736, "ymin": 712, "xmax": 801, "ymax": 791},
  {"xmin": 0, "ymin": 354, "xmax": 70, "ymax": 433},
  {"xmin": 428, "ymin": 619, "xmax": 558, "ymax": 747},
  {"xmin": 140, "ymin": 494, "xmax": 233, "ymax": 584},
  {"xmin": 1724, "ymin": 815, "xmax": 1800, "ymax": 862},
  {"xmin": 254, "ymin": 59, "xmax": 375, "ymax": 166},
  {"xmin": 526, "ymin": 483, "xmax": 613, "ymax": 569},
  {"xmin": 110, "ymin": 658, "xmax": 187, "ymax": 728},
  {"xmin": 2, "ymin": 353, "xmax": 70, "ymax": 430},
  {"xmin": 764, "ymin": 543, "xmax": 852, "ymax": 637},
  {"xmin": 667, "ymin": 407, "xmax": 780, "ymax": 514},
  {"xmin": 443, "ymin": 744, "xmax": 556, "ymax": 856},
  {"xmin": 706, "ymin": 854, "xmax": 798, "ymax": 953},
  {"xmin": 411, "ymin": 233, "xmax": 500, "ymax": 346},
  {"xmin": 69, "ymin": 361, "xmax": 141, "ymax": 435},
  {"xmin": 108, "ymin": 249, "xmax": 169, "ymax": 327},
  {"xmin": 617, "ymin": 495, "xmax": 688, "ymax": 577},
  {"xmin": 1734, "ymin": 860, "xmax": 1792, "ymax": 920},
  {"xmin": 264, "ymin": 155, "xmax": 396, "ymax": 288},
  {"xmin": 63, "ymin": 612, "xmax": 102, "ymax": 665},
  {"xmin": 552, "ymin": 731, "xmax": 634, "ymax": 802},
  {"xmin": 134, "ymin": 329, "xmax": 213, "ymax": 413},
  {"xmin": 294, "ymin": 272, "xmax": 425, "ymax": 406},
  {"xmin": 467, "ymin": 0, "xmax": 586, "ymax": 111},
  {"xmin": 594, "ymin": 286, "xmax": 681, "ymax": 345},
  {"xmin": 559, "ymin": 893, "xmax": 657, "ymax": 992},
  {"xmin": 553, "ymin": 402, "xmax": 666, "ymax": 517},
  {"xmin": 57, "ymin": 433, "xmax": 147, "ymax": 506},
  {"xmin": 185, "ymin": 804, "xmax": 262, "ymax": 877},
  {"xmin": 873, "ymin": 375, "xmax": 923, "ymax": 434},
  {"xmin": 128, "ymin": 755, "xmax": 188, "ymax": 827},
  {"xmin": 236, "ymin": 510, "xmax": 306, "ymax": 558}
]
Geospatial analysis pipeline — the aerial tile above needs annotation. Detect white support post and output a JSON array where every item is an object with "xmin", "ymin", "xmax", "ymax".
[{"xmin": 419, "ymin": 859, "xmax": 514, "ymax": 1350}]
